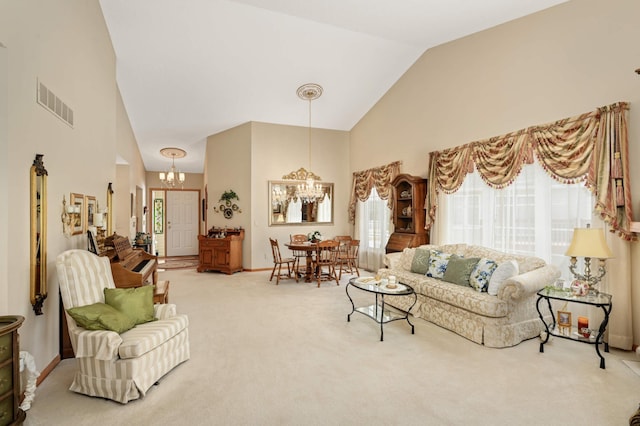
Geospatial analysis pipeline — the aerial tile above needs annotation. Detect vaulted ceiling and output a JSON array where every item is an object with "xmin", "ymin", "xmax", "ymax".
[{"xmin": 99, "ymin": 0, "xmax": 567, "ymax": 173}]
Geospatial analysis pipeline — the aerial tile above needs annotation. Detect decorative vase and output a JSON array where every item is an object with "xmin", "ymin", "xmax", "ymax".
[{"xmin": 571, "ymin": 280, "xmax": 589, "ymax": 296}]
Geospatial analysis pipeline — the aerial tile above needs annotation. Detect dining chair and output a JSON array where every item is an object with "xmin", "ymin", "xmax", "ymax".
[
  {"xmin": 289, "ymin": 234, "xmax": 309, "ymax": 278},
  {"xmin": 312, "ymin": 240, "xmax": 340, "ymax": 287},
  {"xmin": 334, "ymin": 235, "xmax": 352, "ymax": 245},
  {"xmin": 290, "ymin": 234, "xmax": 308, "ymax": 243},
  {"xmin": 269, "ymin": 238, "xmax": 297, "ymax": 284},
  {"xmin": 288, "ymin": 246, "xmax": 308, "ymax": 280},
  {"xmin": 338, "ymin": 239, "xmax": 360, "ymax": 279}
]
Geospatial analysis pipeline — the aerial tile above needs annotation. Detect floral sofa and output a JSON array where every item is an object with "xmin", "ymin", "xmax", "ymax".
[{"xmin": 377, "ymin": 244, "xmax": 560, "ymax": 348}]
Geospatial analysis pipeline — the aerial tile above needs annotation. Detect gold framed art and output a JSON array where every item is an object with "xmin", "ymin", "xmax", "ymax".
[
  {"xmin": 70, "ymin": 193, "xmax": 84, "ymax": 235},
  {"xmin": 85, "ymin": 195, "xmax": 96, "ymax": 228}
]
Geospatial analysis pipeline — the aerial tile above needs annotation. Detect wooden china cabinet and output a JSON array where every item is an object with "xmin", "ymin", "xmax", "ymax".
[{"xmin": 386, "ymin": 174, "xmax": 429, "ymax": 253}]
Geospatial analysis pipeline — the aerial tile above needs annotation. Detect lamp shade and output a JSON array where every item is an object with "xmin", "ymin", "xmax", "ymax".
[{"xmin": 565, "ymin": 228, "xmax": 613, "ymax": 258}]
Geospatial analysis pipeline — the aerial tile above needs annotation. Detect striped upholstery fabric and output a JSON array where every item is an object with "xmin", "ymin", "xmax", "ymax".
[
  {"xmin": 119, "ymin": 316, "xmax": 189, "ymax": 359},
  {"xmin": 56, "ymin": 249, "xmax": 190, "ymax": 404}
]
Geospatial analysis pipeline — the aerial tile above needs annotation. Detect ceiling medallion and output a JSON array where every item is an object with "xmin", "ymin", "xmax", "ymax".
[
  {"xmin": 296, "ymin": 83, "xmax": 323, "ymax": 101},
  {"xmin": 160, "ymin": 147, "xmax": 187, "ymax": 159}
]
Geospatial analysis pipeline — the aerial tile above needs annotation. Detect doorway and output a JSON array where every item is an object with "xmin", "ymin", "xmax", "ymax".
[{"xmin": 151, "ymin": 189, "xmax": 200, "ymax": 257}]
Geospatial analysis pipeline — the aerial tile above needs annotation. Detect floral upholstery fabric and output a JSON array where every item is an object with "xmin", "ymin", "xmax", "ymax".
[
  {"xmin": 463, "ymin": 245, "xmax": 545, "ymax": 274},
  {"xmin": 378, "ymin": 244, "xmax": 560, "ymax": 348}
]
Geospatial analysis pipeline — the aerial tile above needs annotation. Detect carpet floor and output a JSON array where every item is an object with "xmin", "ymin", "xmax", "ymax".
[{"xmin": 24, "ymin": 269, "xmax": 640, "ymax": 426}]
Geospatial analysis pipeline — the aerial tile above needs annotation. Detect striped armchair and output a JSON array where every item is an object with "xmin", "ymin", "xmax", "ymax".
[{"xmin": 56, "ymin": 250, "xmax": 190, "ymax": 404}]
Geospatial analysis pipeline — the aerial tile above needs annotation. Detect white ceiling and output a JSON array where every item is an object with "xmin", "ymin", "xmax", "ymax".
[{"xmin": 99, "ymin": 0, "xmax": 567, "ymax": 173}]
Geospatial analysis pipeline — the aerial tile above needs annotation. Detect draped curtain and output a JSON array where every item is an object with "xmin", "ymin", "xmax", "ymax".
[
  {"xmin": 348, "ymin": 161, "xmax": 401, "ymax": 223},
  {"xmin": 427, "ymin": 102, "xmax": 634, "ymax": 241}
]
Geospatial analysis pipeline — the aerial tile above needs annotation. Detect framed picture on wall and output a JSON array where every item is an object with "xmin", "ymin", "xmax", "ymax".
[
  {"xmin": 70, "ymin": 193, "xmax": 84, "ymax": 235},
  {"xmin": 85, "ymin": 195, "xmax": 96, "ymax": 228},
  {"xmin": 154, "ymin": 198, "xmax": 163, "ymax": 234}
]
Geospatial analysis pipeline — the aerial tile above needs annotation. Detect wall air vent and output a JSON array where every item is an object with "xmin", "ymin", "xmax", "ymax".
[{"xmin": 37, "ymin": 80, "xmax": 74, "ymax": 128}]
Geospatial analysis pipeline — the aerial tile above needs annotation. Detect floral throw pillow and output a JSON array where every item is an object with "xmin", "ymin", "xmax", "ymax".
[
  {"xmin": 427, "ymin": 250, "xmax": 457, "ymax": 279},
  {"xmin": 469, "ymin": 258, "xmax": 498, "ymax": 292}
]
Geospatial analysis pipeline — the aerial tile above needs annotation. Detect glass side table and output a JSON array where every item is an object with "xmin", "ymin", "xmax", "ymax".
[
  {"xmin": 346, "ymin": 277, "xmax": 417, "ymax": 341},
  {"xmin": 536, "ymin": 288, "xmax": 612, "ymax": 369}
]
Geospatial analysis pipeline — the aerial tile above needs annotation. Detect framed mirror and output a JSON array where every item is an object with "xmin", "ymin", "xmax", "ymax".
[
  {"xmin": 269, "ymin": 180, "xmax": 334, "ymax": 226},
  {"xmin": 30, "ymin": 154, "xmax": 47, "ymax": 315},
  {"xmin": 106, "ymin": 182, "xmax": 113, "ymax": 235}
]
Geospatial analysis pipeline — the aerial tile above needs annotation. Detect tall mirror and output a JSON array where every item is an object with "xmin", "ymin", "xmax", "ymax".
[
  {"xmin": 106, "ymin": 182, "xmax": 113, "ymax": 235},
  {"xmin": 30, "ymin": 154, "xmax": 48, "ymax": 315},
  {"xmin": 269, "ymin": 180, "xmax": 334, "ymax": 226}
]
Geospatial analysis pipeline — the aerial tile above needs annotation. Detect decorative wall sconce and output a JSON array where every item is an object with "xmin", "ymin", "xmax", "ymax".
[{"xmin": 61, "ymin": 195, "xmax": 73, "ymax": 237}]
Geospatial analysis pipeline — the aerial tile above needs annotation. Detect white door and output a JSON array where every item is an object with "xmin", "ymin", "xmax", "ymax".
[{"xmin": 166, "ymin": 190, "xmax": 199, "ymax": 256}]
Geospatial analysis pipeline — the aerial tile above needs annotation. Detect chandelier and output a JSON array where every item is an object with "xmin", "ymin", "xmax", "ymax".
[
  {"xmin": 159, "ymin": 147, "xmax": 186, "ymax": 188},
  {"xmin": 294, "ymin": 83, "xmax": 324, "ymax": 204}
]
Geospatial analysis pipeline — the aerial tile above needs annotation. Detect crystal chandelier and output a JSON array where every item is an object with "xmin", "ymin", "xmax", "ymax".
[
  {"xmin": 159, "ymin": 147, "xmax": 186, "ymax": 188},
  {"xmin": 297, "ymin": 178, "xmax": 324, "ymax": 204},
  {"xmin": 294, "ymin": 83, "xmax": 324, "ymax": 204}
]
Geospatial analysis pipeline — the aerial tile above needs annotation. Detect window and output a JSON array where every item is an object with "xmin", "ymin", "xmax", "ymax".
[
  {"xmin": 356, "ymin": 187, "xmax": 391, "ymax": 271},
  {"xmin": 442, "ymin": 161, "xmax": 593, "ymax": 276}
]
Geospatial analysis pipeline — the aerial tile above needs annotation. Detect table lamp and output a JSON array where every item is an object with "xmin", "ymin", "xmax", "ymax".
[{"xmin": 565, "ymin": 225, "xmax": 612, "ymax": 294}]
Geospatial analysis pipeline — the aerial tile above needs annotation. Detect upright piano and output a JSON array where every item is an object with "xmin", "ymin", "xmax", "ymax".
[{"xmin": 104, "ymin": 235, "xmax": 158, "ymax": 288}]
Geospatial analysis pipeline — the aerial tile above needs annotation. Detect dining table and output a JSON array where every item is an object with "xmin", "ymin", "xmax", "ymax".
[{"xmin": 284, "ymin": 242, "xmax": 318, "ymax": 282}]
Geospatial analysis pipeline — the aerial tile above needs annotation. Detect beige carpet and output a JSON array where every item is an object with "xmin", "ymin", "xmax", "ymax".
[{"xmin": 24, "ymin": 269, "xmax": 640, "ymax": 425}]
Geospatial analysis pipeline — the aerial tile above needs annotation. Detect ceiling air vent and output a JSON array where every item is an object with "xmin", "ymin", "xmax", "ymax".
[{"xmin": 37, "ymin": 80, "xmax": 74, "ymax": 128}]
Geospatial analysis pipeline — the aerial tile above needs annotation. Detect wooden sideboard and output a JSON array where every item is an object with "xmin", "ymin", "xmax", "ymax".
[
  {"xmin": 0, "ymin": 316, "xmax": 26, "ymax": 426},
  {"xmin": 197, "ymin": 229, "xmax": 244, "ymax": 274}
]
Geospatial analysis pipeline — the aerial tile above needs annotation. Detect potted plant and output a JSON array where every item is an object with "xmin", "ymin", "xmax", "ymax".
[
  {"xmin": 308, "ymin": 231, "xmax": 322, "ymax": 243},
  {"xmin": 219, "ymin": 190, "xmax": 239, "ymax": 206},
  {"xmin": 135, "ymin": 232, "xmax": 148, "ymax": 244}
]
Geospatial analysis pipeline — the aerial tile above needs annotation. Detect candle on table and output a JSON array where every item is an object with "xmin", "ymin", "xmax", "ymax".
[{"xmin": 578, "ymin": 316, "xmax": 589, "ymax": 337}]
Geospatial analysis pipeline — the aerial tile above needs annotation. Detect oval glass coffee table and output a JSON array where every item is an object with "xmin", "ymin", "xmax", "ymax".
[{"xmin": 346, "ymin": 277, "xmax": 417, "ymax": 341}]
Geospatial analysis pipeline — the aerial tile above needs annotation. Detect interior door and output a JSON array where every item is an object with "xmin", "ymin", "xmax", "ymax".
[{"xmin": 166, "ymin": 190, "xmax": 199, "ymax": 256}]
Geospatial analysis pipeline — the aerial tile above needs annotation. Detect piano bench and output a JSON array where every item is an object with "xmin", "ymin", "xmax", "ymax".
[{"xmin": 154, "ymin": 280, "xmax": 170, "ymax": 304}]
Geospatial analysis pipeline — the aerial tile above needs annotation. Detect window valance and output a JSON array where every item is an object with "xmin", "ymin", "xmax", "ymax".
[
  {"xmin": 426, "ymin": 102, "xmax": 634, "ymax": 240},
  {"xmin": 348, "ymin": 161, "xmax": 401, "ymax": 223}
]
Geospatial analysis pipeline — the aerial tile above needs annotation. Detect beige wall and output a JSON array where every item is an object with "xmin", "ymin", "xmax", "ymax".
[
  {"xmin": 1, "ymin": 44, "xmax": 8, "ymax": 314},
  {"xmin": 351, "ymin": 0, "xmax": 640, "ymax": 345},
  {"xmin": 205, "ymin": 121, "xmax": 351, "ymax": 270},
  {"xmin": 250, "ymin": 122, "xmax": 351, "ymax": 270},
  {"xmin": 205, "ymin": 123, "xmax": 253, "ymax": 267},
  {"xmin": 0, "ymin": 0, "xmax": 146, "ymax": 371}
]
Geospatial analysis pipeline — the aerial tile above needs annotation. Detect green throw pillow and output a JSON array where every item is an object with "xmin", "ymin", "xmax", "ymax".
[
  {"xmin": 104, "ymin": 286, "xmax": 156, "ymax": 325},
  {"xmin": 410, "ymin": 248, "xmax": 431, "ymax": 274},
  {"xmin": 442, "ymin": 257, "xmax": 481, "ymax": 287},
  {"xmin": 67, "ymin": 303, "xmax": 136, "ymax": 333}
]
